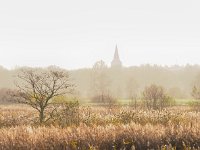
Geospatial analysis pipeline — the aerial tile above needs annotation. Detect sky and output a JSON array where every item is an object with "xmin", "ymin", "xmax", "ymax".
[{"xmin": 0, "ymin": 0, "xmax": 200, "ymax": 70}]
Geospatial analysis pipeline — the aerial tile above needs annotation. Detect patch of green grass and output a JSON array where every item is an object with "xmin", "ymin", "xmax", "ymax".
[
  {"xmin": 175, "ymin": 99, "xmax": 198, "ymax": 105},
  {"xmin": 118, "ymin": 98, "xmax": 199, "ymax": 106},
  {"xmin": 79, "ymin": 98, "xmax": 199, "ymax": 106}
]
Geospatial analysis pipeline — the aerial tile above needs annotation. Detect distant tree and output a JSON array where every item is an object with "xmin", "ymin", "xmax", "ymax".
[
  {"xmin": 192, "ymin": 86, "xmax": 200, "ymax": 100},
  {"xmin": 142, "ymin": 84, "xmax": 172, "ymax": 110},
  {"xmin": 91, "ymin": 60, "xmax": 112, "ymax": 103},
  {"xmin": 14, "ymin": 67, "xmax": 74, "ymax": 124},
  {"xmin": 0, "ymin": 88, "xmax": 18, "ymax": 104},
  {"xmin": 191, "ymin": 74, "xmax": 200, "ymax": 100},
  {"xmin": 126, "ymin": 77, "xmax": 139, "ymax": 108}
]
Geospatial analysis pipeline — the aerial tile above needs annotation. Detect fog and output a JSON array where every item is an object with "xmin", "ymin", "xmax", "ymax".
[
  {"xmin": 1, "ymin": 0, "xmax": 200, "ymax": 101},
  {"xmin": 0, "ymin": 0, "xmax": 200, "ymax": 69},
  {"xmin": 0, "ymin": 63, "xmax": 200, "ymax": 101}
]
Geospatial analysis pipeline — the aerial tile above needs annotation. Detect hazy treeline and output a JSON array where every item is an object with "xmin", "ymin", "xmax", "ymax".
[
  {"xmin": 70, "ymin": 64, "xmax": 200, "ymax": 99},
  {"xmin": 0, "ymin": 64, "xmax": 200, "ymax": 100}
]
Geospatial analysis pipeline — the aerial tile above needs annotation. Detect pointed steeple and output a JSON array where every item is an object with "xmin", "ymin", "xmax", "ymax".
[
  {"xmin": 114, "ymin": 45, "xmax": 120, "ymax": 60},
  {"xmin": 111, "ymin": 45, "xmax": 122, "ymax": 68}
]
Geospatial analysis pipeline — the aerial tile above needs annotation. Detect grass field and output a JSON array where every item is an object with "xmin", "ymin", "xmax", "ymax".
[{"xmin": 0, "ymin": 103, "xmax": 200, "ymax": 149}]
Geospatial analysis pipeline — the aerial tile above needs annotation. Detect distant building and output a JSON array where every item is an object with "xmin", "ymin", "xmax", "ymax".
[{"xmin": 111, "ymin": 45, "xmax": 122, "ymax": 68}]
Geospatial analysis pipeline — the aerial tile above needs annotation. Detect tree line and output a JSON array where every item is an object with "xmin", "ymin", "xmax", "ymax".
[{"xmin": 1, "ymin": 63, "xmax": 200, "ymax": 124}]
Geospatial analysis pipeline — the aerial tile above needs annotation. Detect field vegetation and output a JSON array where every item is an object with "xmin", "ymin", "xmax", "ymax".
[
  {"xmin": 0, "ymin": 104, "xmax": 200, "ymax": 150},
  {"xmin": 1, "ymin": 66, "xmax": 200, "ymax": 149}
]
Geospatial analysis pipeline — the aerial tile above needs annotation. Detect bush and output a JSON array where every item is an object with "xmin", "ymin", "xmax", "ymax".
[
  {"xmin": 45, "ymin": 100, "xmax": 80, "ymax": 127},
  {"xmin": 0, "ymin": 88, "xmax": 18, "ymax": 104},
  {"xmin": 91, "ymin": 94, "xmax": 117, "ymax": 105},
  {"xmin": 189, "ymin": 101, "xmax": 200, "ymax": 112},
  {"xmin": 142, "ymin": 84, "xmax": 174, "ymax": 110}
]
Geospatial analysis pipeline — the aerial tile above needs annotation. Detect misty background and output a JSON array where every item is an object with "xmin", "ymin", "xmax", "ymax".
[
  {"xmin": 0, "ymin": 0, "xmax": 200, "ymax": 69},
  {"xmin": 0, "ymin": 1, "xmax": 200, "ymax": 101},
  {"xmin": 0, "ymin": 64, "xmax": 200, "ymax": 101}
]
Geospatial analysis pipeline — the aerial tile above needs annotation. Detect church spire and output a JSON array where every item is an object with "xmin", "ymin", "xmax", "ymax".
[
  {"xmin": 114, "ymin": 45, "xmax": 120, "ymax": 60},
  {"xmin": 111, "ymin": 45, "xmax": 122, "ymax": 68}
]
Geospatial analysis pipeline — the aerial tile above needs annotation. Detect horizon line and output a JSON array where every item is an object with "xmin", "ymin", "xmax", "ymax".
[{"xmin": 1, "ymin": 63, "xmax": 200, "ymax": 71}]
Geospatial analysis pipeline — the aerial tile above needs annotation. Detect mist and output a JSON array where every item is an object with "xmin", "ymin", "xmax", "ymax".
[{"xmin": 0, "ymin": 0, "xmax": 200, "ymax": 69}]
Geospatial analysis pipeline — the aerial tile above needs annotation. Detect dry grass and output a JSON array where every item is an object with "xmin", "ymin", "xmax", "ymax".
[
  {"xmin": 0, "ymin": 105, "xmax": 200, "ymax": 149},
  {"xmin": 0, "ymin": 123, "xmax": 200, "ymax": 150}
]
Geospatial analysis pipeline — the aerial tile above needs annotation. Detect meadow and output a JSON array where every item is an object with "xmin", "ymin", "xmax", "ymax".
[{"xmin": 0, "ymin": 103, "xmax": 200, "ymax": 150}]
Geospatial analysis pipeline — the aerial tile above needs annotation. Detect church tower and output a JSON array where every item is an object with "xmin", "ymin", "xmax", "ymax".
[{"xmin": 111, "ymin": 45, "xmax": 122, "ymax": 68}]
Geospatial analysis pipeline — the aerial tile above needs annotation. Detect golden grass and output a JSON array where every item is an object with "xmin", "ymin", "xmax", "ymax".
[
  {"xmin": 0, "ymin": 105, "xmax": 200, "ymax": 149},
  {"xmin": 0, "ymin": 123, "xmax": 200, "ymax": 150}
]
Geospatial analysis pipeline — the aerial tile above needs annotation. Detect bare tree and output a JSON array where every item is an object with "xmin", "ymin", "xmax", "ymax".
[
  {"xmin": 142, "ymin": 84, "xmax": 171, "ymax": 110},
  {"xmin": 192, "ymin": 86, "xmax": 200, "ymax": 100},
  {"xmin": 14, "ymin": 67, "xmax": 74, "ymax": 124},
  {"xmin": 191, "ymin": 74, "xmax": 200, "ymax": 100},
  {"xmin": 90, "ymin": 60, "xmax": 111, "ymax": 103}
]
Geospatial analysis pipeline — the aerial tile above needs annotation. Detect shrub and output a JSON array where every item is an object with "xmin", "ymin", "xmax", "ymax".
[
  {"xmin": 91, "ymin": 94, "xmax": 117, "ymax": 105},
  {"xmin": 189, "ymin": 101, "xmax": 200, "ymax": 112},
  {"xmin": 45, "ymin": 100, "xmax": 80, "ymax": 127},
  {"xmin": 142, "ymin": 84, "xmax": 174, "ymax": 110}
]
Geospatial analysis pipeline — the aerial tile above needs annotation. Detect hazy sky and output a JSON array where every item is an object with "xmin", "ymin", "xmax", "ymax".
[{"xmin": 0, "ymin": 0, "xmax": 200, "ymax": 69}]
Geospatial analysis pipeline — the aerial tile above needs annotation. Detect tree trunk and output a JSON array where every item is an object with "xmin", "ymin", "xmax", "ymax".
[
  {"xmin": 101, "ymin": 93, "xmax": 104, "ymax": 103},
  {"xmin": 39, "ymin": 108, "xmax": 45, "ymax": 124}
]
